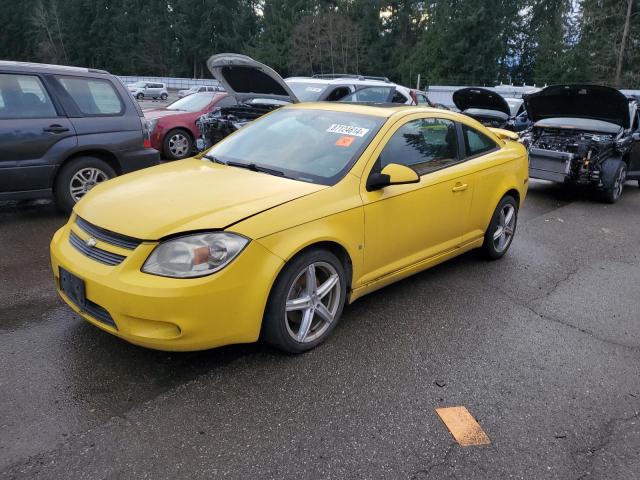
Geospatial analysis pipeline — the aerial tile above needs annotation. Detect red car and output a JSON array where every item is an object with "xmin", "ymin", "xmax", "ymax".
[{"xmin": 145, "ymin": 92, "xmax": 229, "ymax": 160}]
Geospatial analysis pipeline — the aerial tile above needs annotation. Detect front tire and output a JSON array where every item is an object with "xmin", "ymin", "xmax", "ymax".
[
  {"xmin": 482, "ymin": 195, "xmax": 518, "ymax": 260},
  {"xmin": 160, "ymin": 93, "xmax": 168, "ymax": 101},
  {"xmin": 54, "ymin": 157, "xmax": 116, "ymax": 214},
  {"xmin": 163, "ymin": 129, "xmax": 193, "ymax": 160},
  {"xmin": 262, "ymin": 250, "xmax": 347, "ymax": 353},
  {"xmin": 601, "ymin": 162, "xmax": 626, "ymax": 203},
  {"xmin": 136, "ymin": 93, "xmax": 144, "ymax": 100}
]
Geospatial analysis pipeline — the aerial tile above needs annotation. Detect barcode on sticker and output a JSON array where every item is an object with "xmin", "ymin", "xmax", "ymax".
[{"xmin": 326, "ymin": 124, "xmax": 370, "ymax": 137}]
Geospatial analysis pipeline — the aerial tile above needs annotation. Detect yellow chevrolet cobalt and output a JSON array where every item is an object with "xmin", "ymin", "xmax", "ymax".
[{"xmin": 50, "ymin": 103, "xmax": 528, "ymax": 353}]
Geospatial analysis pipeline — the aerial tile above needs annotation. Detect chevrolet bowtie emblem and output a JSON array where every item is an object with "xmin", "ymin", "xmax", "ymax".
[{"xmin": 85, "ymin": 237, "xmax": 97, "ymax": 248}]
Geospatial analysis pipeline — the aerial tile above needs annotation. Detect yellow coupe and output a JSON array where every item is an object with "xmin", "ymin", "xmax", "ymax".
[{"xmin": 50, "ymin": 103, "xmax": 528, "ymax": 352}]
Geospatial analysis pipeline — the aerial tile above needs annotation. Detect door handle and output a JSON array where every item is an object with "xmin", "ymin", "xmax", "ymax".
[
  {"xmin": 43, "ymin": 125, "xmax": 70, "ymax": 134},
  {"xmin": 452, "ymin": 183, "xmax": 468, "ymax": 192}
]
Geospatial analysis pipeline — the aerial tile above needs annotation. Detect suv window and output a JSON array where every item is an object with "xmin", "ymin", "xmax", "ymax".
[
  {"xmin": 391, "ymin": 90, "xmax": 407, "ymax": 104},
  {"xmin": 325, "ymin": 87, "xmax": 351, "ymax": 101},
  {"xmin": 462, "ymin": 124, "xmax": 497, "ymax": 157},
  {"xmin": 0, "ymin": 73, "xmax": 57, "ymax": 119},
  {"xmin": 380, "ymin": 118, "xmax": 459, "ymax": 175},
  {"xmin": 58, "ymin": 76, "xmax": 123, "ymax": 116}
]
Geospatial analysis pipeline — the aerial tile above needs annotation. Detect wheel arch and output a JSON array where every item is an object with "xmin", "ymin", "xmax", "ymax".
[{"xmin": 52, "ymin": 149, "xmax": 121, "ymax": 191}]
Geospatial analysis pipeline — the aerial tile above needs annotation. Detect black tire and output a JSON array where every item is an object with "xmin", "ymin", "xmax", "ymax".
[
  {"xmin": 482, "ymin": 195, "xmax": 518, "ymax": 260},
  {"xmin": 54, "ymin": 157, "xmax": 116, "ymax": 214},
  {"xmin": 163, "ymin": 129, "xmax": 193, "ymax": 160},
  {"xmin": 601, "ymin": 162, "xmax": 626, "ymax": 204},
  {"xmin": 136, "ymin": 93, "xmax": 144, "ymax": 100},
  {"xmin": 262, "ymin": 249, "xmax": 347, "ymax": 354},
  {"xmin": 160, "ymin": 93, "xmax": 168, "ymax": 100}
]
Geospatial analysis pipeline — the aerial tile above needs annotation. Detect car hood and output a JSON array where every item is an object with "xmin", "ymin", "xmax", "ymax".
[
  {"xmin": 144, "ymin": 109, "xmax": 190, "ymax": 120},
  {"xmin": 74, "ymin": 158, "xmax": 325, "ymax": 240},
  {"xmin": 453, "ymin": 87, "xmax": 511, "ymax": 117},
  {"xmin": 207, "ymin": 53, "xmax": 299, "ymax": 103},
  {"xmin": 524, "ymin": 84, "xmax": 630, "ymax": 129}
]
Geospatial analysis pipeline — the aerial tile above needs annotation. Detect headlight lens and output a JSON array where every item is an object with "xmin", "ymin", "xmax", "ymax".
[{"xmin": 142, "ymin": 232, "xmax": 249, "ymax": 278}]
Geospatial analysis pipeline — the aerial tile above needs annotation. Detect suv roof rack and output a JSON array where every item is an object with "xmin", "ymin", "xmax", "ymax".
[{"xmin": 311, "ymin": 74, "xmax": 391, "ymax": 83}]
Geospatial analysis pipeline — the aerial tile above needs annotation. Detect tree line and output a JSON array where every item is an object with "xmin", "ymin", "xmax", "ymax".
[{"xmin": 1, "ymin": 0, "xmax": 637, "ymax": 88}]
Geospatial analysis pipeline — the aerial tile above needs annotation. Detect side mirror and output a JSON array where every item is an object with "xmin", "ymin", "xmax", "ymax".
[{"xmin": 366, "ymin": 163, "xmax": 420, "ymax": 191}]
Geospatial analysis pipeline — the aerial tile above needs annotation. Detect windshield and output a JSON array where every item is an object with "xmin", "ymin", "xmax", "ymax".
[
  {"xmin": 167, "ymin": 93, "xmax": 217, "ymax": 112},
  {"xmin": 206, "ymin": 108, "xmax": 384, "ymax": 185},
  {"xmin": 286, "ymin": 81, "xmax": 328, "ymax": 102}
]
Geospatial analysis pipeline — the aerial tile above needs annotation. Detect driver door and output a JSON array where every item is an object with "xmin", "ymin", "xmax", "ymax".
[{"xmin": 359, "ymin": 115, "xmax": 473, "ymax": 285}]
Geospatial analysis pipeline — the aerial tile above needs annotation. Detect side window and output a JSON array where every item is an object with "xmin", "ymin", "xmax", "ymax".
[
  {"xmin": 462, "ymin": 124, "xmax": 497, "ymax": 157},
  {"xmin": 379, "ymin": 118, "xmax": 459, "ymax": 175},
  {"xmin": 416, "ymin": 94, "xmax": 429, "ymax": 105},
  {"xmin": 0, "ymin": 73, "xmax": 57, "ymax": 119},
  {"xmin": 325, "ymin": 87, "xmax": 351, "ymax": 101},
  {"xmin": 57, "ymin": 76, "xmax": 123, "ymax": 116},
  {"xmin": 391, "ymin": 90, "xmax": 407, "ymax": 104}
]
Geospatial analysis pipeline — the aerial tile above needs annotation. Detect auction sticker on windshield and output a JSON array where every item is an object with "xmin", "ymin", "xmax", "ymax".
[
  {"xmin": 326, "ymin": 124, "xmax": 370, "ymax": 137},
  {"xmin": 335, "ymin": 136, "xmax": 355, "ymax": 147}
]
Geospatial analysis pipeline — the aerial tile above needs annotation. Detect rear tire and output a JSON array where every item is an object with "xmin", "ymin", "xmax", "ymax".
[
  {"xmin": 163, "ymin": 129, "xmax": 193, "ymax": 160},
  {"xmin": 54, "ymin": 157, "xmax": 116, "ymax": 214},
  {"xmin": 262, "ymin": 249, "xmax": 346, "ymax": 354},
  {"xmin": 482, "ymin": 195, "xmax": 518, "ymax": 260},
  {"xmin": 160, "ymin": 93, "xmax": 168, "ymax": 101},
  {"xmin": 601, "ymin": 162, "xmax": 626, "ymax": 203}
]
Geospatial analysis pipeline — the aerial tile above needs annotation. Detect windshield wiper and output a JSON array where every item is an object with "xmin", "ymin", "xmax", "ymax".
[
  {"xmin": 226, "ymin": 161, "xmax": 285, "ymax": 177},
  {"xmin": 204, "ymin": 156, "xmax": 285, "ymax": 177}
]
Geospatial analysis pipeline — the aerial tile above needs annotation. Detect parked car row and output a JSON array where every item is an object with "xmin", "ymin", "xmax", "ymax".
[{"xmin": 177, "ymin": 84, "xmax": 223, "ymax": 98}]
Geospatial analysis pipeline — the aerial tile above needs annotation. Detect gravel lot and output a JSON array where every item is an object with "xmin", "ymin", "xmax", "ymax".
[{"xmin": 0, "ymin": 180, "xmax": 639, "ymax": 479}]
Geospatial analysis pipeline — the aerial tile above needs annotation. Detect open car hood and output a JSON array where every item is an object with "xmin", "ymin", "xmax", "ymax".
[
  {"xmin": 207, "ymin": 53, "xmax": 299, "ymax": 103},
  {"xmin": 453, "ymin": 87, "xmax": 511, "ymax": 117},
  {"xmin": 524, "ymin": 84, "xmax": 629, "ymax": 129}
]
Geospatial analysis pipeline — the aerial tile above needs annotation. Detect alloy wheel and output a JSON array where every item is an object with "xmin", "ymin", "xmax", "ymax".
[
  {"xmin": 284, "ymin": 262, "xmax": 341, "ymax": 343},
  {"xmin": 169, "ymin": 133, "xmax": 189, "ymax": 157},
  {"xmin": 613, "ymin": 166, "xmax": 626, "ymax": 200},
  {"xmin": 69, "ymin": 167, "xmax": 108, "ymax": 202},
  {"xmin": 492, "ymin": 204, "xmax": 516, "ymax": 253}
]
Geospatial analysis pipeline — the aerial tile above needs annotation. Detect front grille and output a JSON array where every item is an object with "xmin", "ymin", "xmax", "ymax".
[
  {"xmin": 76, "ymin": 217, "xmax": 142, "ymax": 250},
  {"xmin": 69, "ymin": 230, "xmax": 126, "ymax": 266},
  {"xmin": 84, "ymin": 299, "xmax": 118, "ymax": 329}
]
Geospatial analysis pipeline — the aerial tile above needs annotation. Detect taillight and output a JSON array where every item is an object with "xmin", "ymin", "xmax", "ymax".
[{"xmin": 141, "ymin": 117, "xmax": 152, "ymax": 148}]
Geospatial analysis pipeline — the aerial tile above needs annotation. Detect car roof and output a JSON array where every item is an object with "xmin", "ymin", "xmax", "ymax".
[
  {"xmin": 282, "ymin": 102, "xmax": 443, "ymax": 118},
  {"xmin": 0, "ymin": 60, "xmax": 110, "ymax": 76}
]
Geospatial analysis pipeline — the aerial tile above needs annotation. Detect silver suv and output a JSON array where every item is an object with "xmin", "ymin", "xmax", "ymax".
[{"xmin": 127, "ymin": 81, "xmax": 168, "ymax": 100}]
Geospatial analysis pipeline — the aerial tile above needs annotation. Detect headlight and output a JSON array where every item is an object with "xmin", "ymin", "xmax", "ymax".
[{"xmin": 142, "ymin": 232, "xmax": 249, "ymax": 278}]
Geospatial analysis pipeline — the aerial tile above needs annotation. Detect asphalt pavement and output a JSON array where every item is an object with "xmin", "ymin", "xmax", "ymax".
[{"xmin": 0, "ymin": 180, "xmax": 639, "ymax": 479}]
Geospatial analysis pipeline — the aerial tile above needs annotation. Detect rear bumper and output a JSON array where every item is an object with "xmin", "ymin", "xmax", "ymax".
[{"xmin": 119, "ymin": 148, "xmax": 161, "ymax": 174}]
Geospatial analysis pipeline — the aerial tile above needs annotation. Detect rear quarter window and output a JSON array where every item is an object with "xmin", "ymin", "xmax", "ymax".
[
  {"xmin": 462, "ymin": 124, "xmax": 498, "ymax": 157},
  {"xmin": 57, "ymin": 76, "xmax": 124, "ymax": 116}
]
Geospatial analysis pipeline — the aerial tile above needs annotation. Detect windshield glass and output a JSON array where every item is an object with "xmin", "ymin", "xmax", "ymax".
[
  {"xmin": 167, "ymin": 93, "xmax": 217, "ymax": 111},
  {"xmin": 206, "ymin": 108, "xmax": 384, "ymax": 185},
  {"xmin": 286, "ymin": 81, "xmax": 328, "ymax": 102}
]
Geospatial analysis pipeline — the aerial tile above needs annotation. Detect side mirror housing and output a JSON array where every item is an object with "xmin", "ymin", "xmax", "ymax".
[{"xmin": 366, "ymin": 163, "xmax": 420, "ymax": 191}]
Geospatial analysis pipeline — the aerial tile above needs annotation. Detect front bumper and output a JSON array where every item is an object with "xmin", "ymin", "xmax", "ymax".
[{"xmin": 50, "ymin": 219, "xmax": 283, "ymax": 351}]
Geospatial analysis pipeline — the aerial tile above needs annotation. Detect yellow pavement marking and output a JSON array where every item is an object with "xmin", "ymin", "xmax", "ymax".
[{"xmin": 435, "ymin": 406, "xmax": 491, "ymax": 446}]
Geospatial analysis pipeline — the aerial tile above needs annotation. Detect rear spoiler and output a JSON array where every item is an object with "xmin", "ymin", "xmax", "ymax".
[{"xmin": 488, "ymin": 128, "xmax": 519, "ymax": 141}]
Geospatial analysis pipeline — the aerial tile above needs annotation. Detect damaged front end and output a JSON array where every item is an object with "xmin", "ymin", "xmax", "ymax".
[
  {"xmin": 521, "ymin": 122, "xmax": 626, "ymax": 185},
  {"xmin": 196, "ymin": 53, "xmax": 299, "ymax": 151},
  {"xmin": 196, "ymin": 101, "xmax": 284, "ymax": 150}
]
